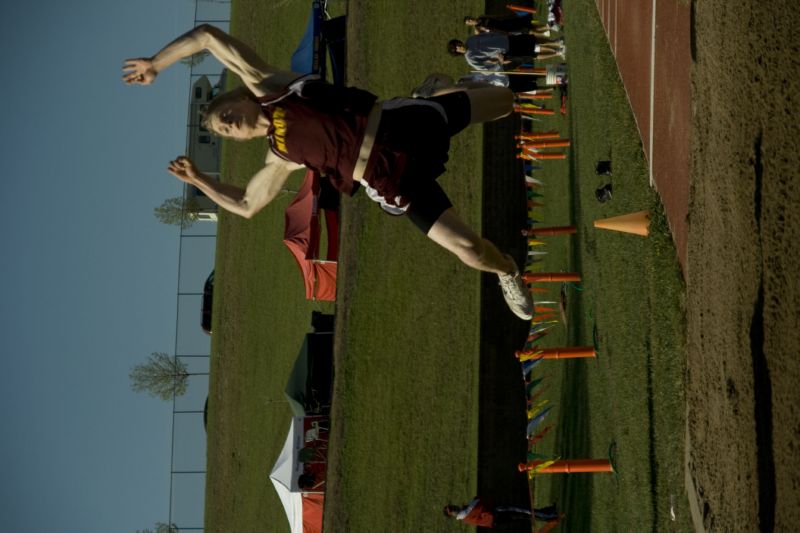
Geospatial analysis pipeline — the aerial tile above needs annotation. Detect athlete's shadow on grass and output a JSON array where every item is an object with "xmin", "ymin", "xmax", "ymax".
[
  {"xmin": 478, "ymin": 117, "xmax": 596, "ymax": 532},
  {"xmin": 477, "ymin": 118, "xmax": 535, "ymax": 531},
  {"xmin": 478, "ymin": 112, "xmax": 596, "ymax": 533}
]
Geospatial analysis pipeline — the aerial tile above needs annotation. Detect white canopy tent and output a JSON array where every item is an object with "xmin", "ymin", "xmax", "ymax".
[
  {"xmin": 270, "ymin": 417, "xmax": 305, "ymax": 532},
  {"xmin": 269, "ymin": 416, "xmax": 326, "ymax": 533}
]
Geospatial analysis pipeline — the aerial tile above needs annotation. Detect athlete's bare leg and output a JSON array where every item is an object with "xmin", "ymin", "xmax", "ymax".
[
  {"xmin": 426, "ymin": 208, "xmax": 514, "ymax": 274},
  {"xmin": 427, "ymin": 208, "xmax": 534, "ymax": 319}
]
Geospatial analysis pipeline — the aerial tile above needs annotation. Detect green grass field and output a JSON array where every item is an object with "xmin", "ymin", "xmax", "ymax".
[
  {"xmin": 527, "ymin": 1, "xmax": 691, "ymax": 530},
  {"xmin": 205, "ymin": 1, "xmax": 689, "ymax": 532}
]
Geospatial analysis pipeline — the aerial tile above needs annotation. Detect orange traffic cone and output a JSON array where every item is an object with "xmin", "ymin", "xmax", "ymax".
[{"xmin": 593, "ymin": 211, "xmax": 650, "ymax": 236}]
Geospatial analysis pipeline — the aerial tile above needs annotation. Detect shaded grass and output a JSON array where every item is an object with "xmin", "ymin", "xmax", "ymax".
[{"xmin": 325, "ymin": 2, "xmax": 488, "ymax": 531}]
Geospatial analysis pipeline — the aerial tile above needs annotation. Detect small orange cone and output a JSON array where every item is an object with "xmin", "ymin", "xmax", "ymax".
[{"xmin": 593, "ymin": 211, "xmax": 650, "ymax": 236}]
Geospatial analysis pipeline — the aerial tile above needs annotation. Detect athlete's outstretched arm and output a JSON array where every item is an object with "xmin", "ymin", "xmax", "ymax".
[
  {"xmin": 123, "ymin": 24, "xmax": 300, "ymax": 96},
  {"xmin": 167, "ymin": 153, "xmax": 303, "ymax": 219}
]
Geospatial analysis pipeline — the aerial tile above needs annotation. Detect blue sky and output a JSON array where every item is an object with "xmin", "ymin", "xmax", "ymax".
[{"xmin": 0, "ymin": 1, "xmax": 216, "ymax": 531}]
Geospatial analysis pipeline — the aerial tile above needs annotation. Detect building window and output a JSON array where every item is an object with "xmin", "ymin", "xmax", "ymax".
[
  {"xmin": 199, "ymin": 135, "xmax": 211, "ymax": 144},
  {"xmin": 195, "ymin": 87, "xmax": 203, "ymax": 99}
]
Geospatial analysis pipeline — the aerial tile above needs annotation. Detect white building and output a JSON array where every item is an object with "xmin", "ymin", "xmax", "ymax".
[{"xmin": 185, "ymin": 72, "xmax": 228, "ymax": 220}]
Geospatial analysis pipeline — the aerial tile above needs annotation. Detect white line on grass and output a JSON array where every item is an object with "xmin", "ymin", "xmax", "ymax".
[{"xmin": 649, "ymin": 0, "xmax": 657, "ymax": 186}]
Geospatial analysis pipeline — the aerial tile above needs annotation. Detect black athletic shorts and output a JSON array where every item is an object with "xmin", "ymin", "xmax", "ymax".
[
  {"xmin": 508, "ymin": 34, "xmax": 539, "ymax": 58},
  {"xmin": 404, "ymin": 91, "xmax": 471, "ymax": 234}
]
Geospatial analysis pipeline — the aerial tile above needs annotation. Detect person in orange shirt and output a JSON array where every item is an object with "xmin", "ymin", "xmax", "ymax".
[{"xmin": 444, "ymin": 496, "xmax": 558, "ymax": 527}]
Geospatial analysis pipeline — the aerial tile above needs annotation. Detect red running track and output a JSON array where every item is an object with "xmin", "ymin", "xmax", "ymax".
[{"xmin": 595, "ymin": 0, "xmax": 691, "ymax": 272}]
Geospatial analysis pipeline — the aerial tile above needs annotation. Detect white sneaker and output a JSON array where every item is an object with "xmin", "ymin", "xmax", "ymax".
[
  {"xmin": 411, "ymin": 73, "xmax": 454, "ymax": 98},
  {"xmin": 498, "ymin": 255, "xmax": 534, "ymax": 320}
]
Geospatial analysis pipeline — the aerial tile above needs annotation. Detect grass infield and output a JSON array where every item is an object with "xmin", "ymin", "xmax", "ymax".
[{"xmin": 205, "ymin": 1, "xmax": 689, "ymax": 532}]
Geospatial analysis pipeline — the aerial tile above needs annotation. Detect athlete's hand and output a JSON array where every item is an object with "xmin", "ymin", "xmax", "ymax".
[
  {"xmin": 123, "ymin": 58, "xmax": 158, "ymax": 85},
  {"xmin": 167, "ymin": 156, "xmax": 200, "ymax": 184}
]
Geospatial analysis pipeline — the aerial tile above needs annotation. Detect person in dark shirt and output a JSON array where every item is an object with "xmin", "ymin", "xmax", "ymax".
[{"xmin": 464, "ymin": 14, "xmax": 555, "ymax": 38}]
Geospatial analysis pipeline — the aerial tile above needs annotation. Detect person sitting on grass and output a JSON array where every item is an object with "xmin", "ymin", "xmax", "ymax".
[
  {"xmin": 448, "ymin": 32, "xmax": 565, "ymax": 72},
  {"xmin": 122, "ymin": 24, "xmax": 534, "ymax": 320}
]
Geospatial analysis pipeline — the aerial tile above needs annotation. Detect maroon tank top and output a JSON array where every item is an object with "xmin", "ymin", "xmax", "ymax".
[{"xmin": 259, "ymin": 80, "xmax": 377, "ymax": 197}]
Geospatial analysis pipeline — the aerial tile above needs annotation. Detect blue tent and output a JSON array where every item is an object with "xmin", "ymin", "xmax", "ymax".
[{"xmin": 290, "ymin": 0, "xmax": 346, "ymax": 85}]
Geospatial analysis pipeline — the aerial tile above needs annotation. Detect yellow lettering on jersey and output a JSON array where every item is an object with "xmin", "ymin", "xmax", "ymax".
[{"xmin": 272, "ymin": 107, "xmax": 288, "ymax": 153}]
